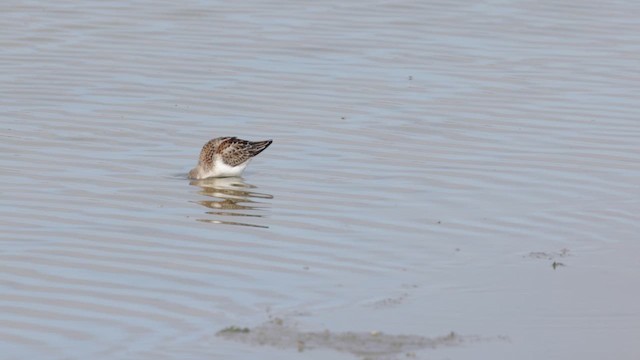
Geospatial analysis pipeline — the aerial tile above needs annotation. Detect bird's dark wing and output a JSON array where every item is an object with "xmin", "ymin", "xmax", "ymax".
[{"xmin": 218, "ymin": 137, "xmax": 273, "ymax": 167}]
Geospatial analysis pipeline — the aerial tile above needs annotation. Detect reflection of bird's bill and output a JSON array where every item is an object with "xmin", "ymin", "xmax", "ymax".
[
  {"xmin": 191, "ymin": 177, "xmax": 252, "ymax": 200},
  {"xmin": 190, "ymin": 177, "xmax": 273, "ymax": 201},
  {"xmin": 190, "ymin": 176, "xmax": 273, "ymax": 229},
  {"xmin": 205, "ymin": 211, "xmax": 262, "ymax": 218},
  {"xmin": 196, "ymin": 218, "xmax": 269, "ymax": 229},
  {"xmin": 190, "ymin": 176, "xmax": 251, "ymax": 189},
  {"xmin": 196, "ymin": 199, "xmax": 259, "ymax": 211}
]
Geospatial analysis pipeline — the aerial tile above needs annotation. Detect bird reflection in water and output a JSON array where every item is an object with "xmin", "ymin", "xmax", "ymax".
[{"xmin": 189, "ymin": 177, "xmax": 273, "ymax": 228}]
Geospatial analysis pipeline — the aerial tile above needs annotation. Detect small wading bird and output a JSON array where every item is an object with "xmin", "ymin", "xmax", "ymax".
[{"xmin": 188, "ymin": 137, "xmax": 272, "ymax": 179}]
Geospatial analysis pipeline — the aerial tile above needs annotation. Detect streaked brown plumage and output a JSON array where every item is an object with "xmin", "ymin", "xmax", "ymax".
[{"xmin": 189, "ymin": 137, "xmax": 272, "ymax": 179}]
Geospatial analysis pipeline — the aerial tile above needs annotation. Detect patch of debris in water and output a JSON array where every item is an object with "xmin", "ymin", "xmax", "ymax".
[
  {"xmin": 526, "ymin": 248, "xmax": 571, "ymax": 269},
  {"xmin": 526, "ymin": 248, "xmax": 570, "ymax": 260},
  {"xmin": 216, "ymin": 318, "xmax": 504, "ymax": 359}
]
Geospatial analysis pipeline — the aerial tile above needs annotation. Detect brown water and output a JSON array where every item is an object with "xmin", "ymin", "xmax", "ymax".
[{"xmin": 2, "ymin": 1, "xmax": 640, "ymax": 359}]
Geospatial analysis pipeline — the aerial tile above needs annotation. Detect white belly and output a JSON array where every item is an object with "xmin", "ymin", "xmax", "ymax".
[{"xmin": 210, "ymin": 158, "xmax": 249, "ymax": 177}]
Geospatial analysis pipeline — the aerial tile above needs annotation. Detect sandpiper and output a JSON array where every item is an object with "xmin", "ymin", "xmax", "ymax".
[{"xmin": 188, "ymin": 137, "xmax": 273, "ymax": 179}]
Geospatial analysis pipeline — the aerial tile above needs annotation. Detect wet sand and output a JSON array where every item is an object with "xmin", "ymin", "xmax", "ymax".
[{"xmin": 1, "ymin": 1, "xmax": 640, "ymax": 359}]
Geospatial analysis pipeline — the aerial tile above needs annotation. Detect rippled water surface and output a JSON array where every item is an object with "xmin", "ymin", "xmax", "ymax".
[{"xmin": 2, "ymin": 1, "xmax": 640, "ymax": 359}]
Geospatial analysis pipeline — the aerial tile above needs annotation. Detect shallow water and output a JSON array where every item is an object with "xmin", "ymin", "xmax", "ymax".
[{"xmin": 2, "ymin": 1, "xmax": 640, "ymax": 359}]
